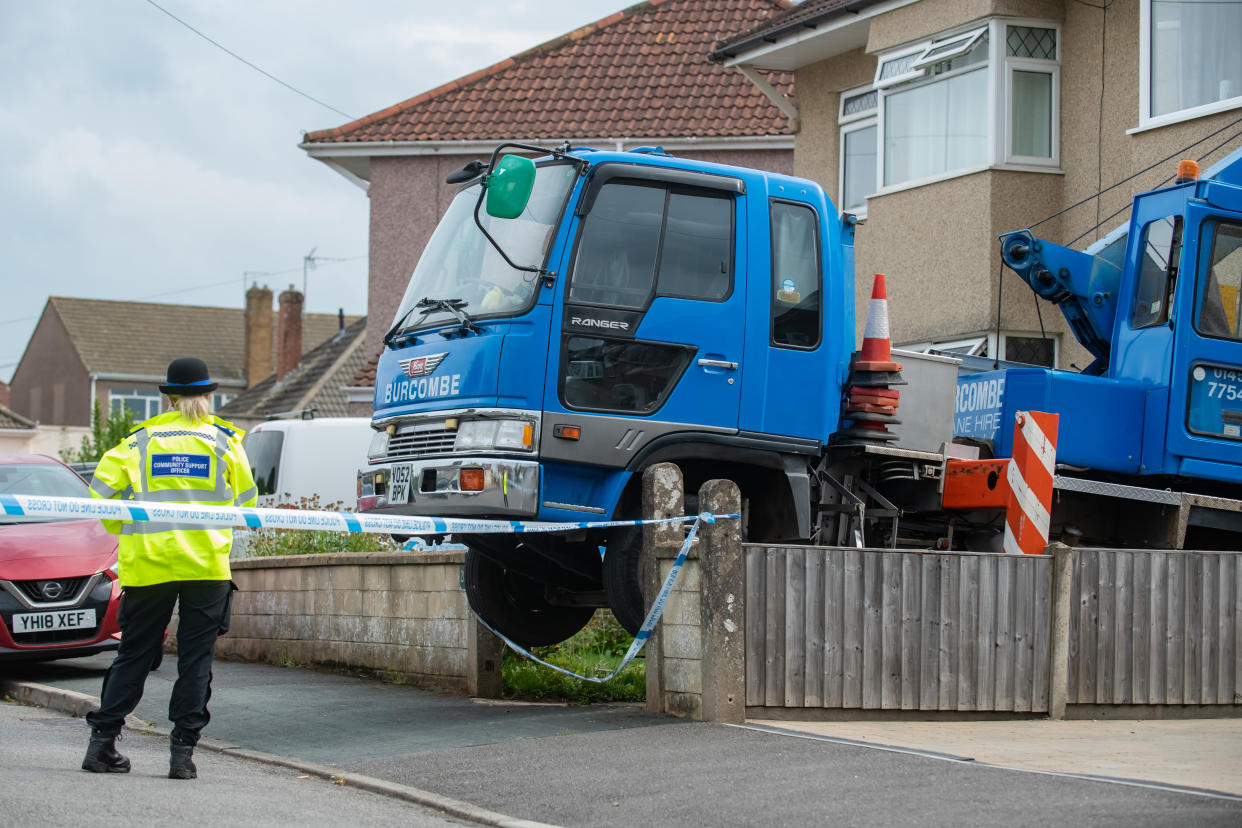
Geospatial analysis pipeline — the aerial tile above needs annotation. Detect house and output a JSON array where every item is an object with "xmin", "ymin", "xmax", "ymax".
[
  {"xmin": 710, "ymin": 0, "xmax": 1242, "ymax": 368},
  {"xmin": 0, "ymin": 402, "xmax": 37, "ymax": 454},
  {"xmin": 300, "ymin": 0, "xmax": 800, "ymax": 386},
  {"xmin": 217, "ymin": 315, "xmax": 369, "ymax": 430},
  {"xmin": 8, "ymin": 288, "xmax": 361, "ymax": 427}
]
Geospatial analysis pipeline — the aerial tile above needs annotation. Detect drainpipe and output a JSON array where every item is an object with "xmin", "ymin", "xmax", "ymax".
[
  {"xmin": 736, "ymin": 64, "xmax": 800, "ymax": 133},
  {"xmin": 89, "ymin": 373, "xmax": 97, "ymax": 425}
]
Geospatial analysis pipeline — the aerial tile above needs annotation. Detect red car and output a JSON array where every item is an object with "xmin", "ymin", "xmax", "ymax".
[{"xmin": 0, "ymin": 454, "xmax": 124, "ymax": 662}]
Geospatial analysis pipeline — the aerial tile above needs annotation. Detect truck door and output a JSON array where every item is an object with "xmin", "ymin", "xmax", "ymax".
[
  {"xmin": 1167, "ymin": 201, "xmax": 1242, "ymax": 480},
  {"xmin": 541, "ymin": 167, "xmax": 746, "ymax": 472}
]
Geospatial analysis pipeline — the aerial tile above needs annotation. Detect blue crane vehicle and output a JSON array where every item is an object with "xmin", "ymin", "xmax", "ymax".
[
  {"xmin": 358, "ymin": 142, "xmax": 1242, "ymax": 646},
  {"xmin": 956, "ymin": 148, "xmax": 1242, "ymax": 550}
]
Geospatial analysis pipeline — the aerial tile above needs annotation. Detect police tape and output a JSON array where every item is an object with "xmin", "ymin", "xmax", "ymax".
[
  {"xmin": 477, "ymin": 514, "xmax": 711, "ymax": 684},
  {"xmin": 0, "ymin": 492, "xmax": 737, "ymax": 684},
  {"xmin": 0, "ymin": 493, "xmax": 706, "ymax": 536}
]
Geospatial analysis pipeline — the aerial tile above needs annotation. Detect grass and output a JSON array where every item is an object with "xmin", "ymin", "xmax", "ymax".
[{"xmin": 501, "ymin": 610, "xmax": 645, "ymax": 703}]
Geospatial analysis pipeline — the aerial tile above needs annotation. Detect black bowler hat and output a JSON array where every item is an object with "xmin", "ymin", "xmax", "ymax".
[{"xmin": 160, "ymin": 357, "xmax": 218, "ymax": 396}]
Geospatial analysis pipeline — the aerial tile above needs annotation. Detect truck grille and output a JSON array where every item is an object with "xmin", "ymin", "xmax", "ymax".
[{"xmin": 386, "ymin": 425, "xmax": 457, "ymax": 459}]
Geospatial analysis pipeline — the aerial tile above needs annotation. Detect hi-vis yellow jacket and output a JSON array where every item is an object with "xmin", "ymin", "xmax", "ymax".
[{"xmin": 89, "ymin": 411, "xmax": 258, "ymax": 587}]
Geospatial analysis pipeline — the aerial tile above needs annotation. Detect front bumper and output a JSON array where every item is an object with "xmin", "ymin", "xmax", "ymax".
[{"xmin": 359, "ymin": 457, "xmax": 540, "ymax": 518}]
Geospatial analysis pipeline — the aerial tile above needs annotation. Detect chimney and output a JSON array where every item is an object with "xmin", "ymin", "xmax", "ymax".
[
  {"xmin": 0, "ymin": 379, "xmax": 10, "ymax": 409},
  {"xmin": 277, "ymin": 285, "xmax": 304, "ymax": 381},
  {"xmin": 244, "ymin": 284, "xmax": 274, "ymax": 389}
]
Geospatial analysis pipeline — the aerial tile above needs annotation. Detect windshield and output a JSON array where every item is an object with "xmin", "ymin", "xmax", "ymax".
[
  {"xmin": 391, "ymin": 162, "xmax": 578, "ymax": 334},
  {"xmin": 0, "ymin": 462, "xmax": 89, "ymax": 522}
]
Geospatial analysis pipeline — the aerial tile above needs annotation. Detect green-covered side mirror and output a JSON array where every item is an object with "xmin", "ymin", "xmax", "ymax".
[{"xmin": 484, "ymin": 154, "xmax": 536, "ymax": 219}]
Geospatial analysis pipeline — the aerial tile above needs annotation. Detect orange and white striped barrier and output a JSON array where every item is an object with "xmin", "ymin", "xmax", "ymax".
[{"xmin": 942, "ymin": 410, "xmax": 1059, "ymax": 555}]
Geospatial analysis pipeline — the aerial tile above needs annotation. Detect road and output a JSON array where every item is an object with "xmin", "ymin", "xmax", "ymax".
[
  {"xmin": 0, "ymin": 700, "xmax": 468, "ymax": 828},
  {"xmin": 5, "ymin": 654, "xmax": 1241, "ymax": 827}
]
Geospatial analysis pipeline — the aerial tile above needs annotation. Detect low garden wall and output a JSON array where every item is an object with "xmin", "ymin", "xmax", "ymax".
[{"xmin": 170, "ymin": 549, "xmax": 503, "ymax": 696}]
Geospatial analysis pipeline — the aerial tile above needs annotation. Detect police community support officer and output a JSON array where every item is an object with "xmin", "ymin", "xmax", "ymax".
[{"xmin": 81, "ymin": 357, "xmax": 257, "ymax": 780}]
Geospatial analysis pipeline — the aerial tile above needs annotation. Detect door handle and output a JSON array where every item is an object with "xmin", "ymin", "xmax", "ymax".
[{"xmin": 697, "ymin": 358, "xmax": 738, "ymax": 370}]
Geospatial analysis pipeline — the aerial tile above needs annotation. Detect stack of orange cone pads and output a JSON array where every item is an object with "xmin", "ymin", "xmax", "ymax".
[{"xmin": 836, "ymin": 274, "xmax": 907, "ymax": 445}]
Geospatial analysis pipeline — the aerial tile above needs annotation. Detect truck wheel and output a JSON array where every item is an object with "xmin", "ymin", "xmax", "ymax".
[
  {"xmin": 464, "ymin": 549, "xmax": 594, "ymax": 647},
  {"xmin": 603, "ymin": 526, "xmax": 645, "ymax": 635}
]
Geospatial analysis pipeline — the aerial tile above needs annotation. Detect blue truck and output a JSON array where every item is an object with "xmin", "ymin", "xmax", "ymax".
[{"xmin": 358, "ymin": 142, "xmax": 1242, "ymax": 646}]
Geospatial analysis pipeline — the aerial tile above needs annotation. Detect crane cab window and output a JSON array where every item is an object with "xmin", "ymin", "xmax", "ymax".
[
  {"xmin": 770, "ymin": 201, "xmax": 822, "ymax": 349},
  {"xmin": 1130, "ymin": 215, "xmax": 1181, "ymax": 330},
  {"xmin": 1197, "ymin": 220, "xmax": 1242, "ymax": 340}
]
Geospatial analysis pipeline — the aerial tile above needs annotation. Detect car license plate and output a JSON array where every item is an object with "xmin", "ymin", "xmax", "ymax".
[
  {"xmin": 388, "ymin": 463, "xmax": 414, "ymax": 505},
  {"xmin": 12, "ymin": 608, "xmax": 96, "ymax": 634}
]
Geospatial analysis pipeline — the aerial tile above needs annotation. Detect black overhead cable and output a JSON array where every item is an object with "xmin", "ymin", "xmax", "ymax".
[
  {"xmin": 1027, "ymin": 113, "xmax": 1242, "ymax": 234},
  {"xmin": 141, "ymin": 0, "xmax": 357, "ymax": 121}
]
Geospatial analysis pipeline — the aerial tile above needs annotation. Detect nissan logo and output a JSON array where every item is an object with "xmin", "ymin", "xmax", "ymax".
[{"xmin": 39, "ymin": 581, "xmax": 64, "ymax": 599}]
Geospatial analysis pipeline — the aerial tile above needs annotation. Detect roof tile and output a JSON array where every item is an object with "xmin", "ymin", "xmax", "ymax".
[{"xmin": 305, "ymin": 0, "xmax": 794, "ymax": 145}]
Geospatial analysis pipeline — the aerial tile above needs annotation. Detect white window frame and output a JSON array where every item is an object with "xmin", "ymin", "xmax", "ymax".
[
  {"xmin": 910, "ymin": 25, "xmax": 988, "ymax": 72},
  {"xmin": 873, "ymin": 18, "xmax": 1061, "ymax": 195},
  {"xmin": 1138, "ymin": 0, "xmax": 1242, "ymax": 131},
  {"xmin": 838, "ymin": 84, "xmax": 878, "ymax": 217},
  {"xmin": 109, "ymin": 389, "xmax": 162, "ymax": 420}
]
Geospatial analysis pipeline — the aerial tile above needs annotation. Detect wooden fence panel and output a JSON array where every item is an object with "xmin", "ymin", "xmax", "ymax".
[{"xmin": 744, "ymin": 546, "xmax": 1240, "ymax": 712}]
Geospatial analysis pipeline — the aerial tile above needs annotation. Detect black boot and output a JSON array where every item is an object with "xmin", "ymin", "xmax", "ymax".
[
  {"xmin": 169, "ymin": 740, "xmax": 197, "ymax": 780},
  {"xmin": 82, "ymin": 730, "xmax": 130, "ymax": 773}
]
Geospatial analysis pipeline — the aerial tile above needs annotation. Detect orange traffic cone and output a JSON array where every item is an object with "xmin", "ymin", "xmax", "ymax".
[{"xmin": 854, "ymin": 274, "xmax": 902, "ymax": 372}]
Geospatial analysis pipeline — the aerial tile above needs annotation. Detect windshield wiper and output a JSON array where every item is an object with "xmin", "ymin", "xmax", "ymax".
[
  {"xmin": 416, "ymin": 297, "xmax": 482, "ymax": 335},
  {"xmin": 382, "ymin": 305, "xmax": 423, "ymax": 347}
]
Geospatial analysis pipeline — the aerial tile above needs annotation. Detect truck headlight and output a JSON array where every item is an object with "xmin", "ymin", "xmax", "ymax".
[
  {"xmin": 455, "ymin": 419, "xmax": 534, "ymax": 451},
  {"xmin": 367, "ymin": 430, "xmax": 390, "ymax": 460}
]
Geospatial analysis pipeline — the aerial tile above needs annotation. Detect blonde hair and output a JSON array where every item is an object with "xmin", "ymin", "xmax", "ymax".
[{"xmin": 167, "ymin": 393, "xmax": 212, "ymax": 423}]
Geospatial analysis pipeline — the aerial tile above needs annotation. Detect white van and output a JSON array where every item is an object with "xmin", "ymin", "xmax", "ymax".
[{"xmin": 241, "ymin": 417, "xmax": 374, "ymax": 510}]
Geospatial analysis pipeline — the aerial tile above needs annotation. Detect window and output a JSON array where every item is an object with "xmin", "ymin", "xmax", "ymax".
[
  {"xmin": 110, "ymin": 389, "xmax": 161, "ymax": 420},
  {"xmin": 242, "ymin": 430, "xmax": 284, "ymax": 496},
  {"xmin": 909, "ymin": 332, "xmax": 1058, "ymax": 367},
  {"xmin": 1130, "ymin": 216, "xmax": 1181, "ymax": 329},
  {"xmin": 770, "ymin": 201, "xmax": 821, "ymax": 349},
  {"xmin": 561, "ymin": 336, "xmax": 694, "ymax": 414},
  {"xmin": 1143, "ymin": 0, "xmax": 1242, "ymax": 126},
  {"xmin": 870, "ymin": 20, "xmax": 1060, "ymax": 191},
  {"xmin": 568, "ymin": 182, "xmax": 734, "ymax": 307},
  {"xmin": 1197, "ymin": 221, "xmax": 1242, "ymax": 340},
  {"xmin": 213, "ymin": 392, "xmax": 236, "ymax": 409},
  {"xmin": 839, "ymin": 87, "xmax": 877, "ymax": 214}
]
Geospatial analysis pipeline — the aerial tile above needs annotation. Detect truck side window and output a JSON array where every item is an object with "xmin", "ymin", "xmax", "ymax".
[
  {"xmin": 1130, "ymin": 215, "xmax": 1181, "ymax": 329},
  {"xmin": 1197, "ymin": 220, "xmax": 1242, "ymax": 340},
  {"xmin": 656, "ymin": 192, "xmax": 733, "ymax": 300},
  {"xmin": 562, "ymin": 336, "xmax": 694, "ymax": 414},
  {"xmin": 242, "ymin": 430, "xmax": 284, "ymax": 496},
  {"xmin": 569, "ymin": 183, "xmax": 663, "ymax": 308},
  {"xmin": 570, "ymin": 183, "xmax": 734, "ymax": 307},
  {"xmin": 770, "ymin": 201, "xmax": 822, "ymax": 349}
]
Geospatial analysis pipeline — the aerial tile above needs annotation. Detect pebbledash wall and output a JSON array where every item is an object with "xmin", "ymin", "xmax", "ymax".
[{"xmin": 169, "ymin": 549, "xmax": 503, "ymax": 696}]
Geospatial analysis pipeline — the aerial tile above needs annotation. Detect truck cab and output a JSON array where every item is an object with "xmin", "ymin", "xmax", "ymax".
[{"xmin": 358, "ymin": 145, "xmax": 855, "ymax": 645}]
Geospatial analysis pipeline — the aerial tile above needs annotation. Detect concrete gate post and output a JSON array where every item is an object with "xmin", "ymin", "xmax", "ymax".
[
  {"xmin": 467, "ymin": 615, "xmax": 504, "ymax": 699},
  {"xmin": 642, "ymin": 463, "xmax": 685, "ymax": 714},
  {"xmin": 697, "ymin": 479, "xmax": 745, "ymax": 723}
]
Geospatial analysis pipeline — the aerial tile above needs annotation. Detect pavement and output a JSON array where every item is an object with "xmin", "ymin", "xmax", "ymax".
[{"xmin": 3, "ymin": 653, "xmax": 1241, "ymax": 827}]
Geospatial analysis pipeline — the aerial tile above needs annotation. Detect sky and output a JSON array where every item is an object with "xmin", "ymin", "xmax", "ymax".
[{"xmin": 0, "ymin": 0, "xmax": 636, "ymax": 382}]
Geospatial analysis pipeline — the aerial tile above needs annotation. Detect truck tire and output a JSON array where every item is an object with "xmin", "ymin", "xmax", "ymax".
[
  {"xmin": 464, "ymin": 549, "xmax": 594, "ymax": 647},
  {"xmin": 602, "ymin": 526, "xmax": 645, "ymax": 635}
]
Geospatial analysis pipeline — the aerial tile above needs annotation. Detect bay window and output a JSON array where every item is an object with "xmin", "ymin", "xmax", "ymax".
[{"xmin": 864, "ymin": 19, "xmax": 1059, "ymax": 193}]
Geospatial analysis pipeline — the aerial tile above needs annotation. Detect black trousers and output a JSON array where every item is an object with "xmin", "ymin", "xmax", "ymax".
[{"xmin": 86, "ymin": 580, "xmax": 233, "ymax": 746}]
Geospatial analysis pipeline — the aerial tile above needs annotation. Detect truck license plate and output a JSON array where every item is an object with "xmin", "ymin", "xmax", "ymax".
[
  {"xmin": 12, "ymin": 608, "xmax": 96, "ymax": 634},
  {"xmin": 388, "ymin": 464, "xmax": 413, "ymax": 505}
]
